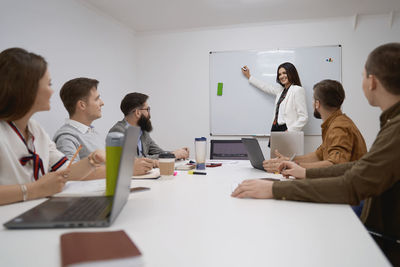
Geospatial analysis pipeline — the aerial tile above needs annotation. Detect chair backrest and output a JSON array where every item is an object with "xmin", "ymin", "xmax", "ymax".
[
  {"xmin": 270, "ymin": 131, "xmax": 304, "ymax": 159},
  {"xmin": 210, "ymin": 140, "xmax": 248, "ymax": 160}
]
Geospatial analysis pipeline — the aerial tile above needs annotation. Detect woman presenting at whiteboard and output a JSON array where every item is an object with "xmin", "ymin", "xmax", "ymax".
[{"xmin": 241, "ymin": 63, "xmax": 308, "ymax": 133}]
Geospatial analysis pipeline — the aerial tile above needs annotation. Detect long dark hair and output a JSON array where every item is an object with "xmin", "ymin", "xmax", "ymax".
[
  {"xmin": 276, "ymin": 62, "xmax": 302, "ymax": 87},
  {"xmin": 0, "ymin": 47, "xmax": 47, "ymax": 121}
]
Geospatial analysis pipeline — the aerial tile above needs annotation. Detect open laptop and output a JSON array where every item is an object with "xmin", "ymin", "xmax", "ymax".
[
  {"xmin": 269, "ymin": 131, "xmax": 304, "ymax": 159},
  {"xmin": 210, "ymin": 140, "xmax": 248, "ymax": 160},
  {"xmin": 4, "ymin": 126, "xmax": 140, "ymax": 229},
  {"xmin": 241, "ymin": 138, "xmax": 265, "ymax": 171}
]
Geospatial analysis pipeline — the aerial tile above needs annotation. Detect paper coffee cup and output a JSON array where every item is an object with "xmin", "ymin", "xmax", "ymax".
[{"xmin": 158, "ymin": 152, "xmax": 175, "ymax": 175}]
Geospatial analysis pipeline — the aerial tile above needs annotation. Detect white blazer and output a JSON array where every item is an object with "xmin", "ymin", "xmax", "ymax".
[{"xmin": 249, "ymin": 76, "xmax": 308, "ymax": 131}]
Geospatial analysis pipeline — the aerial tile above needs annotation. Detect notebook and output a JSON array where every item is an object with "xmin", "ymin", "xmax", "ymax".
[
  {"xmin": 131, "ymin": 168, "xmax": 160, "ymax": 179},
  {"xmin": 3, "ymin": 126, "xmax": 140, "ymax": 229},
  {"xmin": 60, "ymin": 230, "xmax": 142, "ymax": 267},
  {"xmin": 269, "ymin": 131, "xmax": 304, "ymax": 159},
  {"xmin": 241, "ymin": 138, "xmax": 265, "ymax": 171}
]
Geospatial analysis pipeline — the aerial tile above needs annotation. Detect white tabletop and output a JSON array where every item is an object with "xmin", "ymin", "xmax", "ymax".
[{"xmin": 0, "ymin": 161, "xmax": 390, "ymax": 267}]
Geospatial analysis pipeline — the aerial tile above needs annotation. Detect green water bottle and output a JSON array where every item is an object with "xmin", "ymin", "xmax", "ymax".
[{"xmin": 105, "ymin": 132, "xmax": 124, "ymax": 196}]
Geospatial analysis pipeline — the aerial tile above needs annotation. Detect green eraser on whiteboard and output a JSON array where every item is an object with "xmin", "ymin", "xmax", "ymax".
[{"xmin": 217, "ymin": 83, "xmax": 223, "ymax": 96}]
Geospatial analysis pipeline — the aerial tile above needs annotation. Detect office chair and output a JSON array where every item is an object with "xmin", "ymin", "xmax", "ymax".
[
  {"xmin": 270, "ymin": 131, "xmax": 304, "ymax": 158},
  {"xmin": 210, "ymin": 140, "xmax": 248, "ymax": 160}
]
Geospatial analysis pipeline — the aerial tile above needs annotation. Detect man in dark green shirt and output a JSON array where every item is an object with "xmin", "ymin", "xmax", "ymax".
[{"xmin": 232, "ymin": 43, "xmax": 400, "ymax": 265}]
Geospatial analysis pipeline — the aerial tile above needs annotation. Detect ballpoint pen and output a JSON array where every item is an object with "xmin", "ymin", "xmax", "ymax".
[
  {"xmin": 188, "ymin": 171, "xmax": 207, "ymax": 175},
  {"xmin": 368, "ymin": 229, "xmax": 400, "ymax": 244},
  {"xmin": 281, "ymin": 153, "xmax": 296, "ymax": 172}
]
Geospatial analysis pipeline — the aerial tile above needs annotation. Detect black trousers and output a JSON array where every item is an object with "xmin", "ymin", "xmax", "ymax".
[{"xmin": 268, "ymin": 123, "xmax": 287, "ymax": 147}]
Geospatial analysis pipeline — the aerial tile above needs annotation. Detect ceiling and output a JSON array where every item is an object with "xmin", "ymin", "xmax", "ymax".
[{"xmin": 79, "ymin": 0, "xmax": 400, "ymax": 33}]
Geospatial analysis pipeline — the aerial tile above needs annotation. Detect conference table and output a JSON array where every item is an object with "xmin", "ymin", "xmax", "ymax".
[{"xmin": 0, "ymin": 160, "xmax": 390, "ymax": 267}]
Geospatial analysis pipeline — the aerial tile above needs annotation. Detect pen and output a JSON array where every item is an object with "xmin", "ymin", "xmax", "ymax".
[
  {"xmin": 288, "ymin": 153, "xmax": 296, "ymax": 162},
  {"xmin": 281, "ymin": 153, "xmax": 296, "ymax": 172},
  {"xmin": 68, "ymin": 145, "xmax": 82, "ymax": 168},
  {"xmin": 188, "ymin": 171, "xmax": 207, "ymax": 175},
  {"xmin": 207, "ymin": 163, "xmax": 222, "ymax": 167},
  {"xmin": 368, "ymin": 230, "xmax": 400, "ymax": 244}
]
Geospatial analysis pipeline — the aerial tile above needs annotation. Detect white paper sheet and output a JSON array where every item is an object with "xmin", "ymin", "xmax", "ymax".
[{"xmin": 53, "ymin": 179, "xmax": 106, "ymax": 197}]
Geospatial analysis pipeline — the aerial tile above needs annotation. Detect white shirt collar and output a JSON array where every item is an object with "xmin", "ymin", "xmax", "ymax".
[{"xmin": 66, "ymin": 119, "xmax": 93, "ymax": 134}]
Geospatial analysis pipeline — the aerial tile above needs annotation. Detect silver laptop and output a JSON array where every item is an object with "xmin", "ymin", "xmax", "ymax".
[
  {"xmin": 4, "ymin": 126, "xmax": 140, "ymax": 229},
  {"xmin": 270, "ymin": 131, "xmax": 304, "ymax": 159},
  {"xmin": 241, "ymin": 138, "xmax": 265, "ymax": 171}
]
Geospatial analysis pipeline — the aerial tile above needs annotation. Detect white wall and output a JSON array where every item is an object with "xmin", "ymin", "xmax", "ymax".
[
  {"xmin": 1, "ymin": 2, "xmax": 400, "ymax": 158},
  {"xmin": 136, "ymin": 14, "xmax": 400, "ymax": 156},
  {"xmin": 0, "ymin": 0, "xmax": 137, "ymax": 142}
]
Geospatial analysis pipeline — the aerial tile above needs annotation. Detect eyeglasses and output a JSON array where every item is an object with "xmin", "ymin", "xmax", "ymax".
[
  {"xmin": 128, "ymin": 106, "xmax": 151, "ymax": 115},
  {"xmin": 139, "ymin": 107, "xmax": 151, "ymax": 113}
]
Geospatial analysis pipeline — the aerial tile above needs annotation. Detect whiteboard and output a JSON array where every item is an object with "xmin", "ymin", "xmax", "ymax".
[{"xmin": 209, "ymin": 45, "xmax": 342, "ymax": 135}]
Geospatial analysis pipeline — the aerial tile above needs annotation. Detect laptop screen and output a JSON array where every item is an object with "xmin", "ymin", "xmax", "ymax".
[
  {"xmin": 241, "ymin": 138, "xmax": 265, "ymax": 170},
  {"xmin": 210, "ymin": 140, "xmax": 248, "ymax": 160}
]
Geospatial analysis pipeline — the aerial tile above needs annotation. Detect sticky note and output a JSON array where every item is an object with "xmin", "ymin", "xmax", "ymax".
[{"xmin": 217, "ymin": 83, "xmax": 223, "ymax": 96}]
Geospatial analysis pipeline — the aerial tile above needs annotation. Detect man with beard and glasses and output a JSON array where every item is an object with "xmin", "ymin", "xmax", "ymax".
[
  {"xmin": 263, "ymin": 79, "xmax": 367, "ymax": 173},
  {"xmin": 54, "ymin": 78, "xmax": 153, "ymax": 177},
  {"xmin": 109, "ymin": 93, "xmax": 189, "ymax": 162}
]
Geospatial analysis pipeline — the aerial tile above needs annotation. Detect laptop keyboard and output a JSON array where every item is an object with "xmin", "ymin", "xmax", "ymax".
[{"xmin": 55, "ymin": 197, "xmax": 111, "ymax": 221}]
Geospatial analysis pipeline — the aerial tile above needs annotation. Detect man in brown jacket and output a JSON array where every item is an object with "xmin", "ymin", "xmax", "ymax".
[
  {"xmin": 232, "ymin": 43, "xmax": 400, "ymax": 265},
  {"xmin": 264, "ymin": 79, "xmax": 367, "ymax": 171}
]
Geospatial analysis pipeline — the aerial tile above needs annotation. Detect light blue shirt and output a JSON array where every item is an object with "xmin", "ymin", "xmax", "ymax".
[{"xmin": 125, "ymin": 120, "xmax": 143, "ymax": 156}]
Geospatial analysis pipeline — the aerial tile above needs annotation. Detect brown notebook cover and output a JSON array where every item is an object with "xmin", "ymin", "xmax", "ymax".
[{"xmin": 60, "ymin": 230, "xmax": 142, "ymax": 267}]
